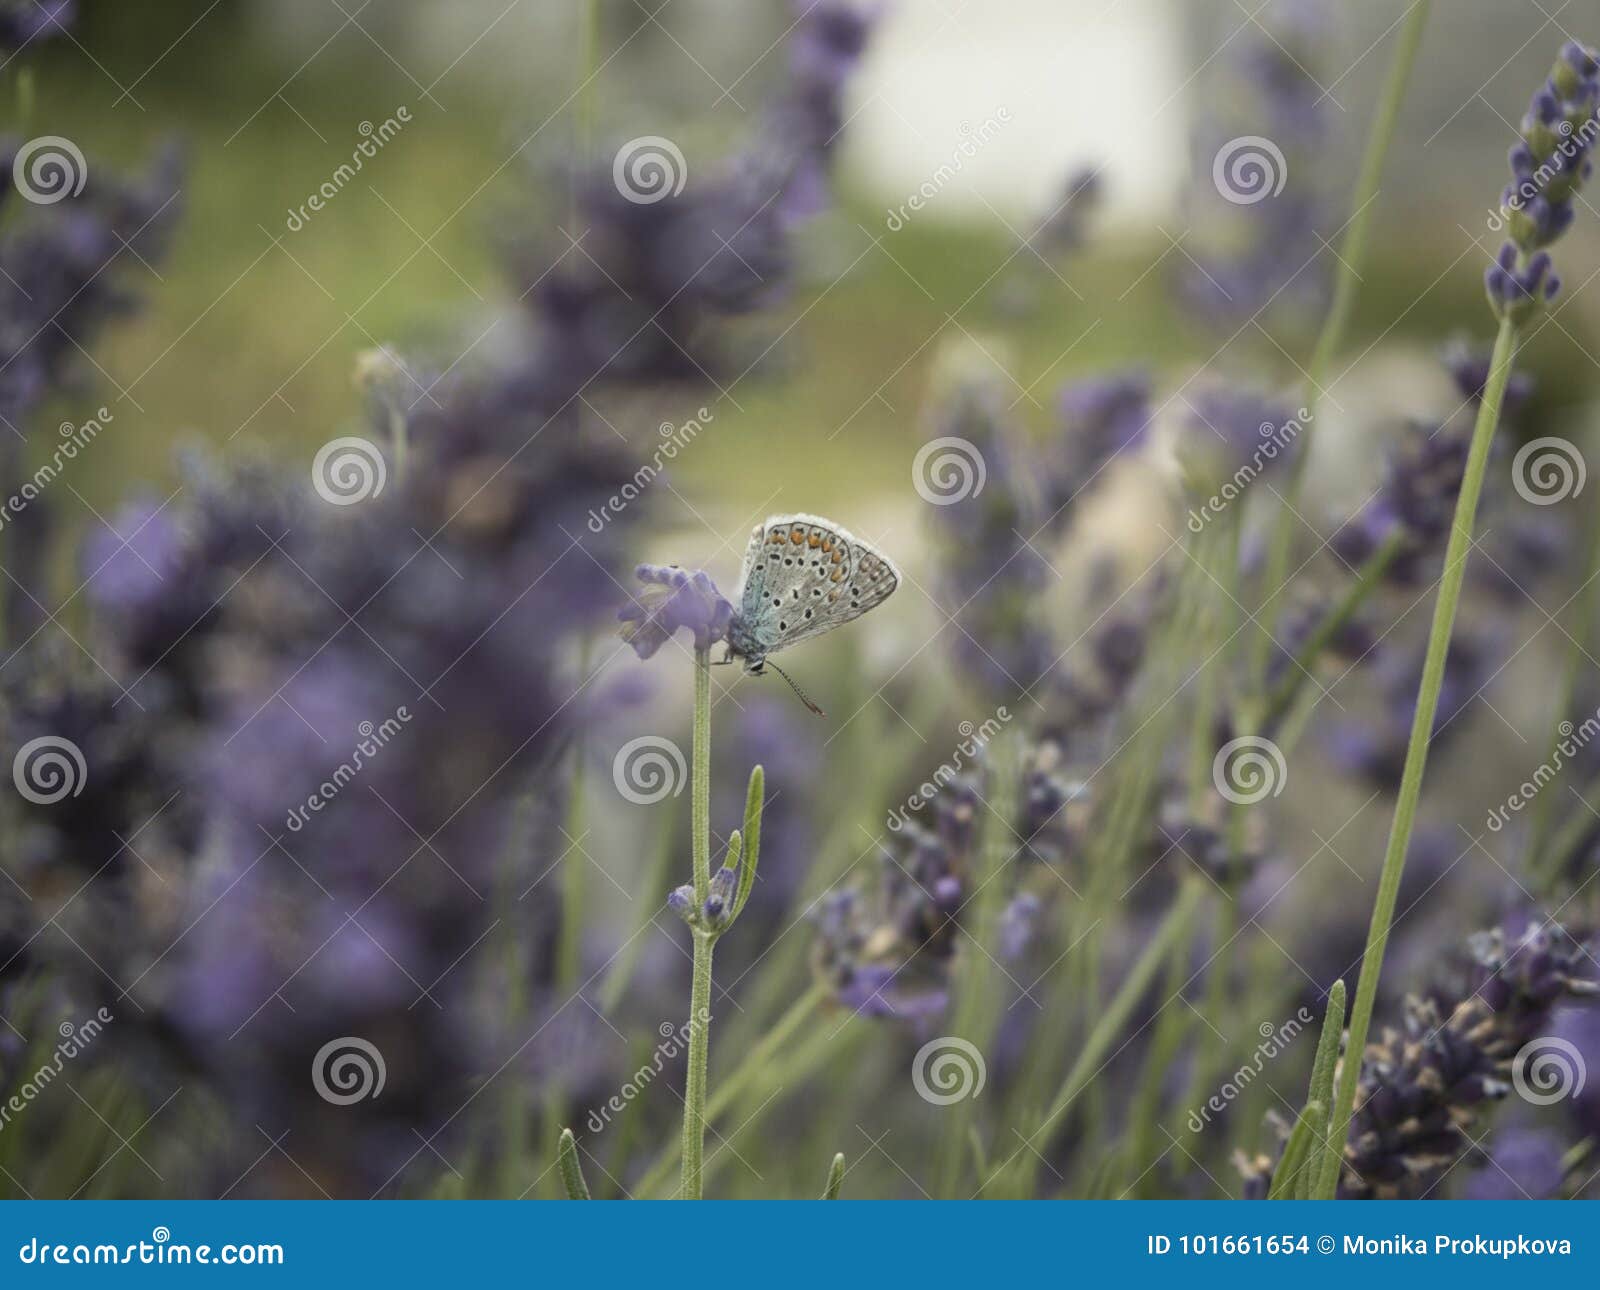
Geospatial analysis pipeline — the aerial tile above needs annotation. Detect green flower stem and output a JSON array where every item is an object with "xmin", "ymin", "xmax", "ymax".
[
  {"xmin": 679, "ymin": 929, "xmax": 715, "ymax": 1200},
  {"xmin": 645, "ymin": 1012, "xmax": 862, "ymax": 1198},
  {"xmin": 935, "ymin": 730, "xmax": 1022, "ymax": 1197},
  {"xmin": 1187, "ymin": 519, "xmax": 1233, "ymax": 812},
  {"xmin": 637, "ymin": 983, "xmax": 830, "ymax": 1197},
  {"xmin": 679, "ymin": 646, "xmax": 715, "ymax": 1200},
  {"xmin": 1253, "ymin": 0, "xmax": 1432, "ymax": 688},
  {"xmin": 388, "ymin": 403, "xmax": 409, "ymax": 483},
  {"xmin": 1320, "ymin": 314, "xmax": 1520, "ymax": 1200},
  {"xmin": 1012, "ymin": 878, "xmax": 1205, "ymax": 1197}
]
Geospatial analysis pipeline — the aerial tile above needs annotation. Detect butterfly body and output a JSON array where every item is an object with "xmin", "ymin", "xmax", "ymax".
[{"xmin": 725, "ymin": 513, "xmax": 900, "ymax": 675}]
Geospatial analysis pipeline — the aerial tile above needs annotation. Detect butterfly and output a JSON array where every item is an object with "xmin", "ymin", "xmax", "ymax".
[{"xmin": 723, "ymin": 513, "xmax": 900, "ymax": 714}]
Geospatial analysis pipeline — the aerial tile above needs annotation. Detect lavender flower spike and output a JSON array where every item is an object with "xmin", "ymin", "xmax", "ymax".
[
  {"xmin": 618, "ymin": 565, "xmax": 734, "ymax": 660},
  {"xmin": 1487, "ymin": 40, "xmax": 1600, "ymax": 320}
]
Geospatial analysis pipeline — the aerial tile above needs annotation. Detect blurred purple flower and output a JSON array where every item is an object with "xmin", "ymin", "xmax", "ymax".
[{"xmin": 618, "ymin": 564, "xmax": 733, "ymax": 659}]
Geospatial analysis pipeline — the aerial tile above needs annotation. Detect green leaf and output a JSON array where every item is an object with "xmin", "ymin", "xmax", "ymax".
[
  {"xmin": 824, "ymin": 1152, "xmax": 845, "ymax": 1200},
  {"xmin": 1309, "ymin": 979, "xmax": 1348, "ymax": 1200},
  {"xmin": 732, "ymin": 764, "xmax": 764, "ymax": 919},
  {"xmin": 1268, "ymin": 1101, "xmax": 1322, "ymax": 1199},
  {"xmin": 557, "ymin": 1128, "xmax": 591, "ymax": 1200},
  {"xmin": 722, "ymin": 830, "xmax": 744, "ymax": 882}
]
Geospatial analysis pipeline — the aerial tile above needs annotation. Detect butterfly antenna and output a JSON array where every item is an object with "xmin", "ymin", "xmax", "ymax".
[{"xmin": 766, "ymin": 660, "xmax": 825, "ymax": 717}]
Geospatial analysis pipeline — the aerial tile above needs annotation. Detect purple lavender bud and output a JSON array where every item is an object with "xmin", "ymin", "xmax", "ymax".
[
  {"xmin": 668, "ymin": 884, "xmax": 696, "ymax": 921},
  {"xmin": 703, "ymin": 865, "xmax": 740, "ymax": 930},
  {"xmin": 617, "ymin": 565, "xmax": 734, "ymax": 660}
]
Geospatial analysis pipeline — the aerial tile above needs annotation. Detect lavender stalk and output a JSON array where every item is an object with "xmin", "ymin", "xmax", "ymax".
[{"xmin": 1323, "ymin": 38, "xmax": 1600, "ymax": 1193}]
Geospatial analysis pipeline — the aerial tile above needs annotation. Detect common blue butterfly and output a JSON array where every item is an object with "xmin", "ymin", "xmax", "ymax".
[{"xmin": 724, "ymin": 513, "xmax": 900, "ymax": 712}]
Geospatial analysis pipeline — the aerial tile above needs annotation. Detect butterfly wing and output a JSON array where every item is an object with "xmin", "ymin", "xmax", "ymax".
[{"xmin": 743, "ymin": 513, "xmax": 899, "ymax": 655}]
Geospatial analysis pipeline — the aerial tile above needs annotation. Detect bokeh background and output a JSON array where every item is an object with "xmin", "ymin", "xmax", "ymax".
[
  {"xmin": 6, "ymin": 0, "xmax": 1600, "ymax": 1201},
  {"xmin": 30, "ymin": 0, "xmax": 1600, "ymax": 524}
]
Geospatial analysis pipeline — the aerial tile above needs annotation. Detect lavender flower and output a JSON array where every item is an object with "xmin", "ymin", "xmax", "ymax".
[
  {"xmin": 1339, "ymin": 923, "xmax": 1597, "ymax": 1198},
  {"xmin": 1177, "ymin": 0, "xmax": 1332, "ymax": 329},
  {"xmin": 0, "ymin": 0, "xmax": 73, "ymax": 51},
  {"xmin": 1047, "ymin": 369, "xmax": 1151, "ymax": 518},
  {"xmin": 618, "ymin": 565, "xmax": 733, "ymax": 660},
  {"xmin": 1487, "ymin": 42, "xmax": 1600, "ymax": 321},
  {"xmin": 923, "ymin": 355, "xmax": 1055, "ymax": 699},
  {"xmin": 1177, "ymin": 381, "xmax": 1301, "ymax": 490}
]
